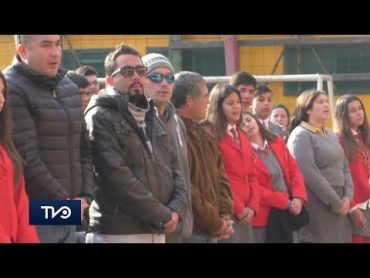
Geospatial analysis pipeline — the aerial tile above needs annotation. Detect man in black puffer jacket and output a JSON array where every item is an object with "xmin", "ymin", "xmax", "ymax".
[{"xmin": 3, "ymin": 35, "xmax": 95, "ymax": 243}]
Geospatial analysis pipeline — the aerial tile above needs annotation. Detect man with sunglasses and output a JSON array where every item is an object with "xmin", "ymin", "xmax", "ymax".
[
  {"xmin": 142, "ymin": 53, "xmax": 193, "ymax": 242},
  {"xmin": 84, "ymin": 44, "xmax": 188, "ymax": 243}
]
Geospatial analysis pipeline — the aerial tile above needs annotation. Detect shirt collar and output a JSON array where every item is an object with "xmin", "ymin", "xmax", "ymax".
[
  {"xmin": 351, "ymin": 128, "xmax": 360, "ymax": 136},
  {"xmin": 227, "ymin": 123, "xmax": 237, "ymax": 131},
  {"xmin": 259, "ymin": 118, "xmax": 269, "ymax": 127},
  {"xmin": 300, "ymin": 121, "xmax": 326, "ymax": 136},
  {"xmin": 251, "ymin": 140, "xmax": 268, "ymax": 152},
  {"xmin": 107, "ymin": 86, "xmax": 120, "ymax": 96}
]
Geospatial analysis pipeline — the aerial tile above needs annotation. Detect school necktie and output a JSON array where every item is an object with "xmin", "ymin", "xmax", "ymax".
[
  {"xmin": 355, "ymin": 133, "xmax": 369, "ymax": 169},
  {"xmin": 355, "ymin": 133, "xmax": 363, "ymax": 145},
  {"xmin": 230, "ymin": 128, "xmax": 240, "ymax": 146}
]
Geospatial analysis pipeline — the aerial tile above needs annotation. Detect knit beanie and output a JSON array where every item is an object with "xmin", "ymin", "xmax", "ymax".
[{"xmin": 142, "ymin": 53, "xmax": 175, "ymax": 74}]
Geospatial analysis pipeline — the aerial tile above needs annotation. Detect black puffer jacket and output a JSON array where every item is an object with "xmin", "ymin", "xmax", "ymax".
[
  {"xmin": 84, "ymin": 94, "xmax": 187, "ymax": 234},
  {"xmin": 3, "ymin": 55, "xmax": 95, "ymax": 201}
]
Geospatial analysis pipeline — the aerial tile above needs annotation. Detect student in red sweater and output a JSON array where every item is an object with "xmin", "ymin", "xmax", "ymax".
[
  {"xmin": 241, "ymin": 112, "xmax": 307, "ymax": 243},
  {"xmin": 334, "ymin": 94, "xmax": 370, "ymax": 243},
  {"xmin": 0, "ymin": 71, "xmax": 39, "ymax": 243},
  {"xmin": 205, "ymin": 84, "xmax": 259, "ymax": 243}
]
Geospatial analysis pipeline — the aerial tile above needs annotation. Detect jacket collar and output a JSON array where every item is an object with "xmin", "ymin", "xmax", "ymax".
[
  {"xmin": 180, "ymin": 117, "xmax": 195, "ymax": 129},
  {"xmin": 300, "ymin": 121, "xmax": 326, "ymax": 136},
  {"xmin": 254, "ymin": 137, "xmax": 289, "ymax": 181},
  {"xmin": 221, "ymin": 127, "xmax": 242, "ymax": 152},
  {"xmin": 13, "ymin": 54, "xmax": 67, "ymax": 91},
  {"xmin": 161, "ymin": 102, "xmax": 175, "ymax": 123}
]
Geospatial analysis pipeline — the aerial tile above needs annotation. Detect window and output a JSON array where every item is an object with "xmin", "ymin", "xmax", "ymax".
[
  {"xmin": 146, "ymin": 47, "xmax": 225, "ymax": 75},
  {"xmin": 146, "ymin": 47, "xmax": 225, "ymax": 91},
  {"xmin": 62, "ymin": 48, "xmax": 113, "ymax": 77},
  {"xmin": 146, "ymin": 47, "xmax": 169, "ymax": 57},
  {"xmin": 182, "ymin": 48, "xmax": 225, "ymax": 76},
  {"xmin": 182, "ymin": 47, "xmax": 225, "ymax": 91},
  {"xmin": 284, "ymin": 45, "xmax": 370, "ymax": 95}
]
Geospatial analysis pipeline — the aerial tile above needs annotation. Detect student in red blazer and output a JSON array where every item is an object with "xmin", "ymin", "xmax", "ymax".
[
  {"xmin": 334, "ymin": 94, "xmax": 370, "ymax": 243},
  {"xmin": 206, "ymin": 84, "xmax": 259, "ymax": 243},
  {"xmin": 0, "ymin": 72, "xmax": 39, "ymax": 243},
  {"xmin": 241, "ymin": 112, "xmax": 307, "ymax": 243}
]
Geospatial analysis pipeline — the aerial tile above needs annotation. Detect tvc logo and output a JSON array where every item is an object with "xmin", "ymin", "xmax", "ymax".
[{"xmin": 29, "ymin": 200, "xmax": 81, "ymax": 225}]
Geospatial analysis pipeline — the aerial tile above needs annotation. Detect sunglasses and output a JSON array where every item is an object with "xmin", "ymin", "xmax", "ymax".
[
  {"xmin": 112, "ymin": 66, "xmax": 147, "ymax": 78},
  {"xmin": 147, "ymin": 72, "xmax": 175, "ymax": 84}
]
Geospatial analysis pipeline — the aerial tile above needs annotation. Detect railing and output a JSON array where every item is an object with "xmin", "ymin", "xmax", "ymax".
[
  {"xmin": 204, "ymin": 73, "xmax": 335, "ymax": 121},
  {"xmin": 98, "ymin": 73, "xmax": 335, "ymax": 120}
]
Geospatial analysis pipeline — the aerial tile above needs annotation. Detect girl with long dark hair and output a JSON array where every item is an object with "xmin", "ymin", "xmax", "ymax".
[
  {"xmin": 334, "ymin": 94, "xmax": 370, "ymax": 243},
  {"xmin": 206, "ymin": 84, "xmax": 259, "ymax": 242},
  {"xmin": 0, "ymin": 71, "xmax": 39, "ymax": 243}
]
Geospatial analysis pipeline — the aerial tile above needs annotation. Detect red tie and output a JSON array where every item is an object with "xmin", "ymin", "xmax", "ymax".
[
  {"xmin": 355, "ymin": 133, "xmax": 363, "ymax": 145},
  {"xmin": 230, "ymin": 128, "xmax": 240, "ymax": 145},
  {"xmin": 355, "ymin": 133, "xmax": 369, "ymax": 170}
]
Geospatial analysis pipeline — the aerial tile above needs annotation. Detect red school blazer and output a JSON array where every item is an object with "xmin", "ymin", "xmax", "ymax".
[
  {"xmin": 338, "ymin": 135, "xmax": 370, "ymax": 208},
  {"xmin": 217, "ymin": 128, "xmax": 260, "ymax": 216},
  {"xmin": 0, "ymin": 144, "xmax": 39, "ymax": 243},
  {"xmin": 251, "ymin": 136, "xmax": 308, "ymax": 227}
]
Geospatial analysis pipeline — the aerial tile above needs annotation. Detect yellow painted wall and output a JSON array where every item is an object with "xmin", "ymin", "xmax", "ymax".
[
  {"xmin": 66, "ymin": 35, "xmax": 169, "ymax": 55},
  {"xmin": 181, "ymin": 34, "xmax": 358, "ymax": 125},
  {"xmin": 238, "ymin": 35, "xmax": 293, "ymax": 40},
  {"xmin": 180, "ymin": 34, "xmax": 358, "ymax": 41},
  {"xmin": 0, "ymin": 35, "xmax": 17, "ymax": 70},
  {"xmin": 0, "ymin": 35, "xmax": 170, "ymax": 69},
  {"xmin": 181, "ymin": 35, "xmax": 297, "ymax": 117},
  {"xmin": 238, "ymin": 44, "xmax": 299, "ymax": 118},
  {"xmin": 183, "ymin": 35, "xmax": 224, "ymax": 41},
  {"xmin": 236, "ymin": 36, "xmax": 370, "ymax": 128}
]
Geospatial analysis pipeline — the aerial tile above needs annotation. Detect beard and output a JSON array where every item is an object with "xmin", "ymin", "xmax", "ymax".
[
  {"xmin": 128, "ymin": 91, "xmax": 148, "ymax": 109},
  {"xmin": 125, "ymin": 82, "xmax": 147, "ymax": 108}
]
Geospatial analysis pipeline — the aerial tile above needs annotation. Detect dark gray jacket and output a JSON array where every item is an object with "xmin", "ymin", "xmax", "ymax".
[
  {"xmin": 4, "ymin": 55, "xmax": 95, "ymax": 201},
  {"xmin": 84, "ymin": 94, "xmax": 187, "ymax": 234},
  {"xmin": 159, "ymin": 103, "xmax": 193, "ymax": 241}
]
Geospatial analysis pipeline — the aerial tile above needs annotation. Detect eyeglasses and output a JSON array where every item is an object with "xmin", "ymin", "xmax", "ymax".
[
  {"xmin": 147, "ymin": 72, "xmax": 175, "ymax": 84},
  {"xmin": 112, "ymin": 66, "xmax": 147, "ymax": 78}
]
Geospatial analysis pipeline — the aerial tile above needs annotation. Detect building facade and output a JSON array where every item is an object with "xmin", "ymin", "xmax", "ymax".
[{"xmin": 2, "ymin": 34, "xmax": 370, "ymax": 125}]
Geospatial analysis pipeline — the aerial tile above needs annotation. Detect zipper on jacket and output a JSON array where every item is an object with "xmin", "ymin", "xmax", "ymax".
[
  {"xmin": 64, "ymin": 108, "xmax": 75, "ymax": 197},
  {"xmin": 54, "ymin": 90, "xmax": 75, "ymax": 197}
]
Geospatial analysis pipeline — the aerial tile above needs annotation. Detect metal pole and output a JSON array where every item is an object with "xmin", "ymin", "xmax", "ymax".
[
  {"xmin": 204, "ymin": 74, "xmax": 333, "ymax": 84},
  {"xmin": 97, "ymin": 73, "xmax": 336, "ymax": 123},
  {"xmin": 326, "ymin": 76, "xmax": 335, "ymax": 124},
  {"xmin": 203, "ymin": 73, "xmax": 335, "ymax": 124},
  {"xmin": 317, "ymin": 74, "xmax": 323, "ymax": 91}
]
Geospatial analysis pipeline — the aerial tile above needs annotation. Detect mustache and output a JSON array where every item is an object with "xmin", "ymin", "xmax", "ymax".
[{"xmin": 128, "ymin": 82, "xmax": 144, "ymax": 92}]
